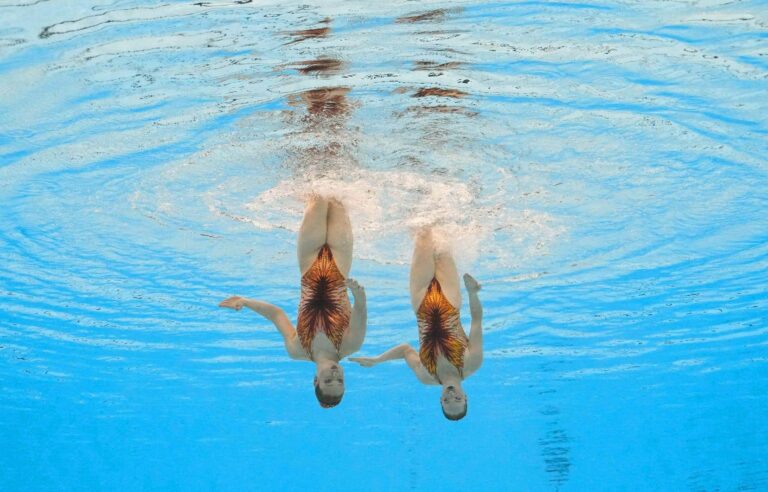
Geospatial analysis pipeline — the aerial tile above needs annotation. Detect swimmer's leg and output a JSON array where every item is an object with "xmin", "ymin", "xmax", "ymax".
[
  {"xmin": 434, "ymin": 249, "xmax": 461, "ymax": 309},
  {"xmin": 409, "ymin": 228, "xmax": 436, "ymax": 312},
  {"xmin": 298, "ymin": 195, "xmax": 328, "ymax": 275},
  {"xmin": 434, "ymin": 246, "xmax": 467, "ymax": 337},
  {"xmin": 326, "ymin": 198, "xmax": 353, "ymax": 277}
]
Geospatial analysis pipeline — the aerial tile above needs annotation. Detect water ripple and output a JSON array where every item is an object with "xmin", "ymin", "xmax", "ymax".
[{"xmin": 2, "ymin": 0, "xmax": 767, "ymax": 489}]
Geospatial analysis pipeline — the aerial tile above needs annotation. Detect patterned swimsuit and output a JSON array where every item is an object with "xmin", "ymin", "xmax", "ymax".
[
  {"xmin": 417, "ymin": 277, "xmax": 468, "ymax": 382},
  {"xmin": 297, "ymin": 245, "xmax": 350, "ymax": 358}
]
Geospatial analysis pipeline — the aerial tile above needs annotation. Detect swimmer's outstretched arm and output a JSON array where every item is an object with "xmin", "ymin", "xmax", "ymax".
[
  {"xmin": 350, "ymin": 344, "xmax": 435, "ymax": 384},
  {"xmin": 219, "ymin": 296, "xmax": 307, "ymax": 360},
  {"xmin": 350, "ymin": 343, "xmax": 413, "ymax": 367},
  {"xmin": 463, "ymin": 274, "xmax": 483, "ymax": 374},
  {"xmin": 341, "ymin": 278, "xmax": 367, "ymax": 357}
]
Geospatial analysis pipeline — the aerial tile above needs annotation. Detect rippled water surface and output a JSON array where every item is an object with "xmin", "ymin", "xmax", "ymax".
[{"xmin": 2, "ymin": 0, "xmax": 767, "ymax": 490}]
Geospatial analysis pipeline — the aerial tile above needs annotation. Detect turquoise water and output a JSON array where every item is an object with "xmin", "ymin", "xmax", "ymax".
[{"xmin": 2, "ymin": 1, "xmax": 767, "ymax": 490}]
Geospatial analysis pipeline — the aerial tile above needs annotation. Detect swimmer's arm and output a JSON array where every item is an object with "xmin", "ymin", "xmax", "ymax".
[
  {"xmin": 463, "ymin": 273, "xmax": 484, "ymax": 375},
  {"xmin": 350, "ymin": 343, "xmax": 411, "ymax": 366},
  {"xmin": 404, "ymin": 347, "xmax": 439, "ymax": 385},
  {"xmin": 341, "ymin": 278, "xmax": 367, "ymax": 357},
  {"xmin": 219, "ymin": 296, "xmax": 308, "ymax": 361},
  {"xmin": 350, "ymin": 343, "xmax": 437, "ymax": 385}
]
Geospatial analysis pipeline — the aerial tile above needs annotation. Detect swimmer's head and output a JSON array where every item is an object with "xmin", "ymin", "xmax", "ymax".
[
  {"xmin": 441, "ymin": 383, "xmax": 467, "ymax": 421},
  {"xmin": 314, "ymin": 361, "xmax": 344, "ymax": 408}
]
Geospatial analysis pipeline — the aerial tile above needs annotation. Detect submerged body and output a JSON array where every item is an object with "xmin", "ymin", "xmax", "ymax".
[
  {"xmin": 219, "ymin": 196, "xmax": 366, "ymax": 407},
  {"xmin": 351, "ymin": 228, "xmax": 483, "ymax": 420}
]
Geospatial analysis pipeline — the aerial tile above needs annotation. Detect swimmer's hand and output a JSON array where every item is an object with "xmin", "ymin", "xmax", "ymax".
[
  {"xmin": 349, "ymin": 357, "xmax": 377, "ymax": 368},
  {"xmin": 463, "ymin": 273, "xmax": 481, "ymax": 293},
  {"xmin": 219, "ymin": 296, "xmax": 245, "ymax": 311},
  {"xmin": 346, "ymin": 278, "xmax": 365, "ymax": 298}
]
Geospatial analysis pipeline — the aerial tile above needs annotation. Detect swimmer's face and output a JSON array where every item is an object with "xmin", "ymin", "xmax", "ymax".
[
  {"xmin": 441, "ymin": 384, "xmax": 467, "ymax": 420},
  {"xmin": 314, "ymin": 363, "xmax": 344, "ymax": 408}
]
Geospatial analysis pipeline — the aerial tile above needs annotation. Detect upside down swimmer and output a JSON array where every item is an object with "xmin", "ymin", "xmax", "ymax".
[
  {"xmin": 351, "ymin": 228, "xmax": 483, "ymax": 420},
  {"xmin": 219, "ymin": 196, "xmax": 367, "ymax": 408}
]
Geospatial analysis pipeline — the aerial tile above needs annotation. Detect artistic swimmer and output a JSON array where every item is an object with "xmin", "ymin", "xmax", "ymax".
[
  {"xmin": 219, "ymin": 196, "xmax": 367, "ymax": 408},
  {"xmin": 350, "ymin": 228, "xmax": 483, "ymax": 420}
]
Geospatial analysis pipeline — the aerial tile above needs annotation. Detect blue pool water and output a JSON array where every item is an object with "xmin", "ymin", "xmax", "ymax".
[{"xmin": 2, "ymin": 1, "xmax": 767, "ymax": 490}]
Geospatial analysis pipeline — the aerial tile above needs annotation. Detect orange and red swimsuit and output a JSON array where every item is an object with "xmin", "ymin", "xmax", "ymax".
[
  {"xmin": 297, "ymin": 245, "xmax": 350, "ymax": 358},
  {"xmin": 417, "ymin": 277, "xmax": 468, "ymax": 381}
]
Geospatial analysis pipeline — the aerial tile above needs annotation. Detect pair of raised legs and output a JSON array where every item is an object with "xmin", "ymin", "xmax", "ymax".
[{"xmin": 297, "ymin": 195, "xmax": 352, "ymax": 277}]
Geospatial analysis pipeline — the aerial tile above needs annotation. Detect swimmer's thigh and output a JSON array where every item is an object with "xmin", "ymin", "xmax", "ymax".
[
  {"xmin": 326, "ymin": 198, "xmax": 352, "ymax": 277},
  {"xmin": 410, "ymin": 229, "xmax": 436, "ymax": 312},
  {"xmin": 297, "ymin": 196, "xmax": 328, "ymax": 275}
]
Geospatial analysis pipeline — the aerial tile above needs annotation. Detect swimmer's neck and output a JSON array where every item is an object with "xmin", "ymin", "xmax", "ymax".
[
  {"xmin": 439, "ymin": 372, "xmax": 462, "ymax": 388},
  {"xmin": 313, "ymin": 349, "xmax": 340, "ymax": 365}
]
